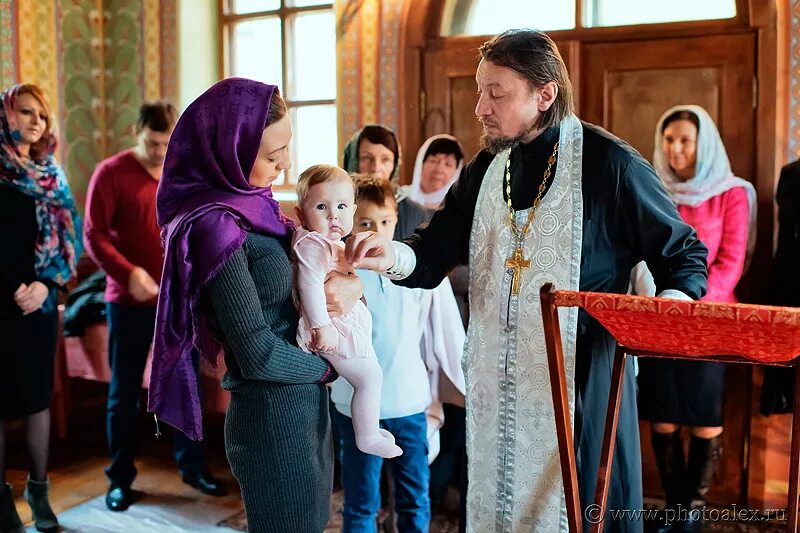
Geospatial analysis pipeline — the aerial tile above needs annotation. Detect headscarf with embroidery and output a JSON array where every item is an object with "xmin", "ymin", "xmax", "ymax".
[
  {"xmin": 653, "ymin": 104, "xmax": 757, "ymax": 264},
  {"xmin": 0, "ymin": 85, "xmax": 82, "ymax": 309},
  {"xmin": 149, "ymin": 78, "xmax": 295, "ymax": 440}
]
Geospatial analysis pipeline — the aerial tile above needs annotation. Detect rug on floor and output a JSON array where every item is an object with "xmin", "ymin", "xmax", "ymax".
[
  {"xmin": 219, "ymin": 488, "xmax": 462, "ymax": 532},
  {"xmin": 27, "ymin": 493, "xmax": 244, "ymax": 533}
]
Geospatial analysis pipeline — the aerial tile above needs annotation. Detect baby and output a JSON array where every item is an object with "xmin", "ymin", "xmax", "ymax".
[{"xmin": 292, "ymin": 164, "xmax": 402, "ymax": 459}]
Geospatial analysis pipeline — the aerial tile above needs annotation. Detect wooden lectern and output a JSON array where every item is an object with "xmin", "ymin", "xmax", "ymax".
[{"xmin": 539, "ymin": 283, "xmax": 800, "ymax": 533}]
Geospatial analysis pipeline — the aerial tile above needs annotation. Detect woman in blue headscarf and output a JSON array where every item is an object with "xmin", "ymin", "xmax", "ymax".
[
  {"xmin": 150, "ymin": 78, "xmax": 362, "ymax": 532},
  {"xmin": 0, "ymin": 83, "xmax": 81, "ymax": 533}
]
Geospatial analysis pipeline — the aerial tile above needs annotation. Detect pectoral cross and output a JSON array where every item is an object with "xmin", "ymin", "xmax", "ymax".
[{"xmin": 505, "ymin": 248, "xmax": 531, "ymax": 295}]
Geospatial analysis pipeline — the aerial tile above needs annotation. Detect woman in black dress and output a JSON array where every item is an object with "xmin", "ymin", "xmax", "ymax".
[{"xmin": 0, "ymin": 84, "xmax": 81, "ymax": 533}]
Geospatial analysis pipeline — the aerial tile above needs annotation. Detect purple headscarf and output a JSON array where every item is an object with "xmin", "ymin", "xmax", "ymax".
[{"xmin": 148, "ymin": 78, "xmax": 295, "ymax": 440}]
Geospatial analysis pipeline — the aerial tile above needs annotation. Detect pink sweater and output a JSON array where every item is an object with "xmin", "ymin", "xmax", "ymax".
[{"xmin": 677, "ymin": 186, "xmax": 750, "ymax": 303}]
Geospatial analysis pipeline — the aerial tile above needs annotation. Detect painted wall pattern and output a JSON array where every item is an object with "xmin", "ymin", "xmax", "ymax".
[
  {"xmin": 337, "ymin": 0, "xmax": 404, "ymax": 149},
  {"xmin": 0, "ymin": 0, "xmax": 16, "ymax": 91},
  {"xmin": 790, "ymin": 0, "xmax": 800, "ymax": 160},
  {"xmin": 0, "ymin": 0, "xmax": 177, "ymax": 210}
]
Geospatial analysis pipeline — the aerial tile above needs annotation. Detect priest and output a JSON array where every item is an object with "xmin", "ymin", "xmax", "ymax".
[{"xmin": 346, "ymin": 29, "xmax": 708, "ymax": 533}]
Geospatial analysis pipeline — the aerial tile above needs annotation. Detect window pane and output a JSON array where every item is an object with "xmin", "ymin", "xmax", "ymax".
[
  {"xmin": 231, "ymin": 0, "xmax": 279, "ymax": 14},
  {"xmin": 445, "ymin": 0, "xmax": 575, "ymax": 36},
  {"xmin": 287, "ymin": 104, "xmax": 338, "ymax": 184},
  {"xmin": 287, "ymin": 11, "xmax": 336, "ymax": 101},
  {"xmin": 230, "ymin": 17, "xmax": 283, "ymax": 87},
  {"xmin": 586, "ymin": 0, "xmax": 736, "ymax": 27},
  {"xmin": 287, "ymin": 0, "xmax": 331, "ymax": 6}
]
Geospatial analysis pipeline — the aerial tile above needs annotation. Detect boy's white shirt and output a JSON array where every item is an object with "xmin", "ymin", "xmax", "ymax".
[
  {"xmin": 331, "ymin": 271, "xmax": 433, "ymax": 420},
  {"xmin": 331, "ymin": 268, "xmax": 466, "ymax": 463}
]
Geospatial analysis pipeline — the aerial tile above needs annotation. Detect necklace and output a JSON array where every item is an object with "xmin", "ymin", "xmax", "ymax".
[{"xmin": 504, "ymin": 141, "xmax": 559, "ymax": 295}]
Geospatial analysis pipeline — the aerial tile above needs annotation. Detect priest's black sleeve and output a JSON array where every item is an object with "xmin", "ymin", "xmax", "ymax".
[
  {"xmin": 618, "ymin": 157, "xmax": 709, "ymax": 300},
  {"xmin": 396, "ymin": 152, "xmax": 491, "ymax": 289}
]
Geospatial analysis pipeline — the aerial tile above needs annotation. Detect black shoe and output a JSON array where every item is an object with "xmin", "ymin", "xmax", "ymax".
[
  {"xmin": 25, "ymin": 477, "xmax": 58, "ymax": 532},
  {"xmin": 105, "ymin": 485, "xmax": 133, "ymax": 512},
  {"xmin": 181, "ymin": 471, "xmax": 227, "ymax": 497},
  {"xmin": 682, "ymin": 434, "xmax": 723, "ymax": 533},
  {"xmin": 0, "ymin": 483, "xmax": 25, "ymax": 533},
  {"xmin": 650, "ymin": 428, "xmax": 686, "ymax": 533}
]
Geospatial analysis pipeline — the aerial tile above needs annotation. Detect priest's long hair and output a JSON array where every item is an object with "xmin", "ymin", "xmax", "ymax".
[{"xmin": 479, "ymin": 29, "xmax": 574, "ymax": 131}]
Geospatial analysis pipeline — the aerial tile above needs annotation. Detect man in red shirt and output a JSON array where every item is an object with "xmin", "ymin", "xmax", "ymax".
[{"xmin": 84, "ymin": 102, "xmax": 225, "ymax": 512}]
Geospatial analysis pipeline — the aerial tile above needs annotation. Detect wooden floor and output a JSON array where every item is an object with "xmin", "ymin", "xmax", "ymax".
[
  {"xmin": 6, "ymin": 410, "xmax": 242, "ymax": 528},
  {"xmin": 4, "ymin": 385, "xmax": 793, "ymax": 531},
  {"xmin": 764, "ymin": 413, "xmax": 793, "ymax": 509},
  {"xmin": 4, "ymin": 400, "xmax": 462, "ymax": 532}
]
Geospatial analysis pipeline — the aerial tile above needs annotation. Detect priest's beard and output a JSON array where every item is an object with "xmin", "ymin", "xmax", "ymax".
[{"xmin": 480, "ymin": 117, "xmax": 540, "ymax": 154}]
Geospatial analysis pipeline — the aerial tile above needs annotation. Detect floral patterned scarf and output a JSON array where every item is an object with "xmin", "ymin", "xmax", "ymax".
[{"xmin": 0, "ymin": 85, "xmax": 82, "ymax": 307}]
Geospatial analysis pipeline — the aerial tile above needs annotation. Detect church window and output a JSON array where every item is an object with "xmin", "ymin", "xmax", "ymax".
[
  {"xmin": 441, "ymin": 0, "xmax": 737, "ymax": 35},
  {"xmin": 221, "ymin": 0, "xmax": 337, "ymax": 192}
]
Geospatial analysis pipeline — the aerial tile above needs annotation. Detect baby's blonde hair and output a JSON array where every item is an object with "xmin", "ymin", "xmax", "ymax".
[{"xmin": 296, "ymin": 164, "xmax": 354, "ymax": 206}]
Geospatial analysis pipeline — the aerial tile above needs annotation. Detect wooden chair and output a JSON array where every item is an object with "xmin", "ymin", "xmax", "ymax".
[{"xmin": 539, "ymin": 283, "xmax": 800, "ymax": 533}]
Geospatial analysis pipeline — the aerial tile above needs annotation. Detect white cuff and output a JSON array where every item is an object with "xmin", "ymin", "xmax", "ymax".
[
  {"xmin": 657, "ymin": 289, "xmax": 692, "ymax": 301},
  {"xmin": 382, "ymin": 242, "xmax": 416, "ymax": 280}
]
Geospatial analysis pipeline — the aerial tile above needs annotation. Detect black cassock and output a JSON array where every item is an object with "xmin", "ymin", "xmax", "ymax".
[
  {"xmin": 761, "ymin": 160, "xmax": 800, "ymax": 415},
  {"xmin": 396, "ymin": 122, "xmax": 708, "ymax": 532}
]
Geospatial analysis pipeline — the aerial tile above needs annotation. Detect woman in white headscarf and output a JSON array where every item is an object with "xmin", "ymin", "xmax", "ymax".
[
  {"xmin": 638, "ymin": 105, "xmax": 756, "ymax": 531},
  {"xmin": 403, "ymin": 134, "xmax": 464, "ymax": 210}
]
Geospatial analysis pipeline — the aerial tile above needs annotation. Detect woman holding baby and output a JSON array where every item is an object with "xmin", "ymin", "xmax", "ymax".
[{"xmin": 149, "ymin": 78, "xmax": 362, "ymax": 532}]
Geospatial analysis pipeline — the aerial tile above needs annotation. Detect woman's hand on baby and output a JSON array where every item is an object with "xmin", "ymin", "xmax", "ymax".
[
  {"xmin": 310, "ymin": 325, "xmax": 337, "ymax": 353},
  {"xmin": 344, "ymin": 231, "xmax": 395, "ymax": 271},
  {"xmin": 324, "ymin": 271, "xmax": 363, "ymax": 316}
]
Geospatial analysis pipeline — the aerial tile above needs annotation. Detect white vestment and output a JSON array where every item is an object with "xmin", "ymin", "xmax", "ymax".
[{"xmin": 464, "ymin": 113, "xmax": 583, "ymax": 532}]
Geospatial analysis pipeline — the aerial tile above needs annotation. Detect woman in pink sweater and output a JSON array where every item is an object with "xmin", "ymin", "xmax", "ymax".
[{"xmin": 638, "ymin": 105, "xmax": 756, "ymax": 530}]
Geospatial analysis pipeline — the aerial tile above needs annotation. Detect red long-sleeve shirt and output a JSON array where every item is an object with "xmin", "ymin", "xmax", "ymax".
[{"xmin": 83, "ymin": 150, "xmax": 163, "ymax": 306}]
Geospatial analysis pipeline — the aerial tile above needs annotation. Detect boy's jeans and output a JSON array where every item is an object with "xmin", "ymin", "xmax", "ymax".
[{"xmin": 332, "ymin": 409, "xmax": 430, "ymax": 533}]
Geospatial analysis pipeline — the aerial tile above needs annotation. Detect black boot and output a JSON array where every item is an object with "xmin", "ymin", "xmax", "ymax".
[
  {"xmin": 0, "ymin": 483, "xmax": 24, "ymax": 533},
  {"xmin": 649, "ymin": 429, "xmax": 685, "ymax": 533},
  {"xmin": 682, "ymin": 435, "xmax": 722, "ymax": 533},
  {"xmin": 24, "ymin": 477, "xmax": 58, "ymax": 532}
]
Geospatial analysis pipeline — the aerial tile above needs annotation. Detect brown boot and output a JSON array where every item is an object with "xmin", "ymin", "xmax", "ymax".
[
  {"xmin": 24, "ymin": 477, "xmax": 58, "ymax": 532},
  {"xmin": 0, "ymin": 483, "xmax": 24, "ymax": 533}
]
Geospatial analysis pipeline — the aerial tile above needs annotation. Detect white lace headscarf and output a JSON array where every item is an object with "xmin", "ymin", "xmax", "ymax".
[
  {"xmin": 404, "ymin": 134, "xmax": 464, "ymax": 208},
  {"xmin": 653, "ymin": 104, "xmax": 757, "ymax": 264}
]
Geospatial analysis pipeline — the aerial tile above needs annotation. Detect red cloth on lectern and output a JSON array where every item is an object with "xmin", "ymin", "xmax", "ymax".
[{"xmin": 553, "ymin": 291, "xmax": 800, "ymax": 364}]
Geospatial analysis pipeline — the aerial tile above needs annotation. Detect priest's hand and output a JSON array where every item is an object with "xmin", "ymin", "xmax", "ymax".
[{"xmin": 344, "ymin": 231, "xmax": 395, "ymax": 272}]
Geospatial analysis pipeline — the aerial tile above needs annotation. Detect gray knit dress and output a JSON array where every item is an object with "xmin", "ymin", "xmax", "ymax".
[{"xmin": 204, "ymin": 232, "xmax": 336, "ymax": 533}]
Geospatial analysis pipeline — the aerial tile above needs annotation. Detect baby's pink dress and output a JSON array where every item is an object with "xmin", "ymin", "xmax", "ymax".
[{"xmin": 292, "ymin": 228, "xmax": 376, "ymax": 360}]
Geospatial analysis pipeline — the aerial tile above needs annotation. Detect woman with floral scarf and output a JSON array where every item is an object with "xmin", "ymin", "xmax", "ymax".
[{"xmin": 0, "ymin": 84, "xmax": 82, "ymax": 533}]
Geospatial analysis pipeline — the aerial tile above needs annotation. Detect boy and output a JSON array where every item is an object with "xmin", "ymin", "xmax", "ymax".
[{"xmin": 330, "ymin": 175, "xmax": 434, "ymax": 532}]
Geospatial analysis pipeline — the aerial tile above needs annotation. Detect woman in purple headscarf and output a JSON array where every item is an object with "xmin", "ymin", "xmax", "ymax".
[{"xmin": 149, "ymin": 78, "xmax": 361, "ymax": 532}]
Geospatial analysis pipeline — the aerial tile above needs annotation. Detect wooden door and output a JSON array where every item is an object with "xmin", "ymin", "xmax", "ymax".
[
  {"xmin": 421, "ymin": 37, "xmax": 578, "ymax": 163},
  {"xmin": 422, "ymin": 30, "xmax": 756, "ymax": 506},
  {"xmin": 581, "ymin": 33, "xmax": 755, "ymax": 180}
]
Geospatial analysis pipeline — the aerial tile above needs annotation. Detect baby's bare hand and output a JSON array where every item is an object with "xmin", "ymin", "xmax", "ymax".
[{"xmin": 311, "ymin": 325, "xmax": 338, "ymax": 353}]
